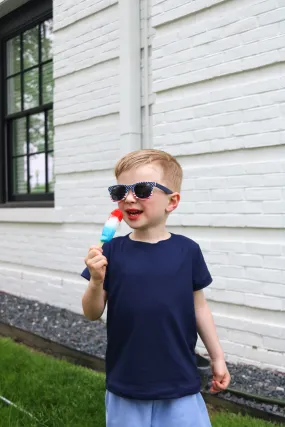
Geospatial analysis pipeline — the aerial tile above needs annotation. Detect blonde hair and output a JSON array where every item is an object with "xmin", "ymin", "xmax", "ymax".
[{"xmin": 114, "ymin": 149, "xmax": 183, "ymax": 192}]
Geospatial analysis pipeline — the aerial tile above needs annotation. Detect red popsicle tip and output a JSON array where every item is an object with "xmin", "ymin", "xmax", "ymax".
[{"xmin": 110, "ymin": 209, "xmax": 123, "ymax": 222}]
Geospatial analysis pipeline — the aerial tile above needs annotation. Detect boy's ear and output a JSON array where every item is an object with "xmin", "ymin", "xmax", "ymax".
[{"xmin": 166, "ymin": 192, "xmax": 180, "ymax": 213}]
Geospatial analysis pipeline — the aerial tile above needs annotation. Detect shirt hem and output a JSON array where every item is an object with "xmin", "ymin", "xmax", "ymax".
[{"xmin": 106, "ymin": 384, "xmax": 201, "ymax": 400}]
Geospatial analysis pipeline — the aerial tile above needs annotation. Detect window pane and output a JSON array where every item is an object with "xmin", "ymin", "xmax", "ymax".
[
  {"xmin": 48, "ymin": 109, "xmax": 53, "ymax": 150},
  {"xmin": 23, "ymin": 25, "xmax": 39, "ymax": 69},
  {"xmin": 24, "ymin": 68, "xmax": 39, "ymax": 110},
  {"xmin": 41, "ymin": 20, "xmax": 53, "ymax": 62},
  {"xmin": 13, "ymin": 156, "xmax": 27, "ymax": 194},
  {"xmin": 12, "ymin": 118, "xmax": 26, "ymax": 156},
  {"xmin": 29, "ymin": 113, "xmax": 45, "ymax": 153},
  {"xmin": 48, "ymin": 152, "xmax": 54, "ymax": 192},
  {"xmin": 7, "ymin": 75, "xmax": 21, "ymax": 114},
  {"xmin": 42, "ymin": 62, "xmax": 53, "ymax": 104},
  {"xmin": 6, "ymin": 36, "xmax": 21, "ymax": 76},
  {"xmin": 29, "ymin": 153, "xmax": 46, "ymax": 193}
]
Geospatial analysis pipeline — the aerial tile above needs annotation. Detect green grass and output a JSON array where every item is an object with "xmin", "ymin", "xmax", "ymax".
[
  {"xmin": 0, "ymin": 338, "xmax": 105, "ymax": 427},
  {"xmin": 0, "ymin": 338, "xmax": 283, "ymax": 427},
  {"xmin": 211, "ymin": 412, "xmax": 282, "ymax": 426}
]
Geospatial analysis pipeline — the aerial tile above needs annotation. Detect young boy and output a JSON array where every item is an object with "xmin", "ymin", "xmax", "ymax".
[{"xmin": 81, "ymin": 149, "xmax": 230, "ymax": 427}]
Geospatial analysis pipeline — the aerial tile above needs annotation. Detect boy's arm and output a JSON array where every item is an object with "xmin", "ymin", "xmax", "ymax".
[
  {"xmin": 81, "ymin": 246, "xmax": 108, "ymax": 321},
  {"xmin": 82, "ymin": 279, "xmax": 107, "ymax": 321},
  {"xmin": 194, "ymin": 289, "xmax": 231, "ymax": 392}
]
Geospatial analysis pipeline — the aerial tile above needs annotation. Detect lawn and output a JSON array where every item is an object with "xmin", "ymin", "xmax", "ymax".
[{"xmin": 0, "ymin": 338, "xmax": 283, "ymax": 427}]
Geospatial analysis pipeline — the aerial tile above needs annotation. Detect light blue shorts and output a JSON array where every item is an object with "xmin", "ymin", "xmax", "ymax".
[{"xmin": 105, "ymin": 390, "xmax": 212, "ymax": 427}]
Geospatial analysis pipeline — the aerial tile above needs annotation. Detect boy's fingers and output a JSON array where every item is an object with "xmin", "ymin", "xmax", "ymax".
[
  {"xmin": 94, "ymin": 256, "xmax": 108, "ymax": 265},
  {"xmin": 89, "ymin": 246, "xmax": 103, "ymax": 254},
  {"xmin": 210, "ymin": 384, "xmax": 220, "ymax": 393},
  {"xmin": 210, "ymin": 383, "xmax": 222, "ymax": 393},
  {"xmin": 86, "ymin": 255, "xmax": 107, "ymax": 265},
  {"xmin": 92, "ymin": 260, "xmax": 107, "ymax": 270},
  {"xmin": 88, "ymin": 249, "xmax": 103, "ymax": 258},
  {"xmin": 222, "ymin": 374, "xmax": 231, "ymax": 388},
  {"xmin": 211, "ymin": 374, "xmax": 230, "ymax": 393}
]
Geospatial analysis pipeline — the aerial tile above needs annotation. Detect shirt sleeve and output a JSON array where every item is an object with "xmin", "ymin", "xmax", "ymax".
[
  {"xmin": 192, "ymin": 244, "xmax": 212, "ymax": 291},
  {"xmin": 81, "ymin": 266, "xmax": 90, "ymax": 281},
  {"xmin": 80, "ymin": 242, "xmax": 110, "ymax": 292}
]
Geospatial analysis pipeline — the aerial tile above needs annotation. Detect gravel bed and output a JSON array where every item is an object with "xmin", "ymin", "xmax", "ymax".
[
  {"xmin": 220, "ymin": 392, "xmax": 285, "ymax": 418},
  {"xmin": 0, "ymin": 291, "xmax": 107, "ymax": 358},
  {"xmin": 1, "ymin": 291, "xmax": 285, "ymax": 412}
]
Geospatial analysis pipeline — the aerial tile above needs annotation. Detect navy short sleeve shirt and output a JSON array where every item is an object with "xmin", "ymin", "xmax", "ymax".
[{"xmin": 81, "ymin": 233, "xmax": 212, "ymax": 400}]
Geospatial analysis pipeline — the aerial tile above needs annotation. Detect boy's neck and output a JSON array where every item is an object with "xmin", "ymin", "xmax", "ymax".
[{"xmin": 130, "ymin": 226, "xmax": 171, "ymax": 244}]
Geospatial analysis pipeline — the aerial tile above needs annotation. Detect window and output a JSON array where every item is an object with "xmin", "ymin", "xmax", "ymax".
[{"xmin": 0, "ymin": 0, "xmax": 53, "ymax": 206}]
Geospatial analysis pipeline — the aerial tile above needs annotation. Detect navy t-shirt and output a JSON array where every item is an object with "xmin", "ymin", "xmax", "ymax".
[{"xmin": 81, "ymin": 233, "xmax": 212, "ymax": 400}]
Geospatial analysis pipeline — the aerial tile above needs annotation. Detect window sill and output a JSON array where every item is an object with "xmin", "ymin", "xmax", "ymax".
[
  {"xmin": 0, "ymin": 205, "xmax": 63, "ymax": 223},
  {"xmin": 1, "ymin": 201, "xmax": 54, "ymax": 209}
]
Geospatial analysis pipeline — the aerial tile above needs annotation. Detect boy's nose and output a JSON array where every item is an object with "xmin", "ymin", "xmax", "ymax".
[{"xmin": 125, "ymin": 189, "xmax": 136, "ymax": 202}]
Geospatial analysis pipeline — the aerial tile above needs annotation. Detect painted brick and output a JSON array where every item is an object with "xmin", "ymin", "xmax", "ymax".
[
  {"xmin": 55, "ymin": 114, "xmax": 120, "ymax": 175},
  {"xmin": 206, "ymin": 288, "xmax": 245, "ymax": 305},
  {"xmin": 54, "ymin": 0, "xmax": 118, "ymax": 30},
  {"xmin": 54, "ymin": 5, "xmax": 119, "ymax": 77},
  {"xmin": 245, "ymin": 294, "xmax": 283, "ymax": 311},
  {"xmin": 263, "ymin": 337, "xmax": 285, "ymax": 353},
  {"xmin": 167, "ymin": 158, "xmax": 284, "ymax": 226},
  {"xmin": 152, "ymin": 0, "xmax": 285, "ymax": 91},
  {"xmin": 152, "ymin": 0, "xmax": 226, "ymax": 27},
  {"xmin": 229, "ymin": 330, "xmax": 263, "ymax": 348},
  {"xmin": 228, "ymin": 254, "xmax": 263, "ymax": 268},
  {"xmin": 153, "ymin": 71, "xmax": 285, "ymax": 154},
  {"xmin": 246, "ymin": 267, "xmax": 284, "ymax": 284},
  {"xmin": 263, "ymin": 256, "xmax": 285, "ymax": 270},
  {"xmin": 263, "ymin": 283, "xmax": 285, "ymax": 299},
  {"xmin": 54, "ymin": 59, "xmax": 119, "ymax": 126},
  {"xmin": 245, "ymin": 188, "xmax": 283, "ymax": 201},
  {"xmin": 220, "ymin": 341, "xmax": 285, "ymax": 369},
  {"xmin": 214, "ymin": 314, "xmax": 285, "ymax": 340},
  {"xmin": 246, "ymin": 243, "xmax": 282, "ymax": 256}
]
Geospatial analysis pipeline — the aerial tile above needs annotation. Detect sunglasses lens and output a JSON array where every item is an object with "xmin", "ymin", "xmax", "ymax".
[
  {"xmin": 134, "ymin": 183, "xmax": 153, "ymax": 199},
  {"xmin": 110, "ymin": 185, "xmax": 126, "ymax": 201}
]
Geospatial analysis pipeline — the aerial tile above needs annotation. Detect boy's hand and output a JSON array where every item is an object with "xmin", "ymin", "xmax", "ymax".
[
  {"xmin": 84, "ymin": 246, "xmax": 107, "ymax": 284},
  {"xmin": 210, "ymin": 358, "xmax": 231, "ymax": 393}
]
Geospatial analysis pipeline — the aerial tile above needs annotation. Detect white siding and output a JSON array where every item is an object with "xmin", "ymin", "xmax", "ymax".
[
  {"xmin": 151, "ymin": 0, "xmax": 285, "ymax": 370},
  {"xmin": 0, "ymin": 0, "xmax": 120, "ymax": 314}
]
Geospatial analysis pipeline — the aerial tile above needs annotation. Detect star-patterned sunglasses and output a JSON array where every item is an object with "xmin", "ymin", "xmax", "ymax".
[{"xmin": 108, "ymin": 181, "xmax": 173, "ymax": 202}]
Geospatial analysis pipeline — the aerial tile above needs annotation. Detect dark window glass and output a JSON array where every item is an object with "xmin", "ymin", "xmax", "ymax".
[{"xmin": 1, "ymin": 8, "xmax": 53, "ymax": 205}]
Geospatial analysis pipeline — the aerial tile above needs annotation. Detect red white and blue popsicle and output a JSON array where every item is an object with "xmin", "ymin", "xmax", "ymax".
[{"xmin": 99, "ymin": 209, "xmax": 123, "ymax": 246}]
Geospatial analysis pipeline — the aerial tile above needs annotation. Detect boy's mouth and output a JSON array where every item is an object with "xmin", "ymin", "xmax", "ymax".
[{"xmin": 125, "ymin": 209, "xmax": 143, "ymax": 220}]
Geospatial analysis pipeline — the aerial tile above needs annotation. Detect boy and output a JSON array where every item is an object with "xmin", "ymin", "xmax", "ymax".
[{"xmin": 81, "ymin": 149, "xmax": 230, "ymax": 427}]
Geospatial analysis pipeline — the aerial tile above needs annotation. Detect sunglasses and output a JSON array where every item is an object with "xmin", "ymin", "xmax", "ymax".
[{"xmin": 108, "ymin": 181, "xmax": 173, "ymax": 202}]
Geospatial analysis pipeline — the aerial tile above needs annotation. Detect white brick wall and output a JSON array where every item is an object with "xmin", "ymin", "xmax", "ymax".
[
  {"xmin": 54, "ymin": 3, "xmax": 119, "ymax": 78},
  {"xmin": 167, "ymin": 154, "xmax": 285, "ymax": 228},
  {"xmin": 153, "ymin": 64, "xmax": 285, "ymax": 154},
  {"xmin": 0, "ymin": 0, "xmax": 120, "ymax": 314},
  {"xmin": 152, "ymin": 0, "xmax": 285, "ymax": 369},
  {"xmin": 52, "ymin": 0, "xmax": 121, "ymax": 229},
  {"xmin": 53, "ymin": 0, "xmax": 118, "ymax": 30},
  {"xmin": 152, "ymin": 0, "xmax": 285, "ymax": 90}
]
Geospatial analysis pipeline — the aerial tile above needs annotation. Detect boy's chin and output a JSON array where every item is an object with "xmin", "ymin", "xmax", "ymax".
[
  {"xmin": 127, "ymin": 221, "xmax": 143, "ymax": 229},
  {"xmin": 125, "ymin": 218, "xmax": 147, "ymax": 230}
]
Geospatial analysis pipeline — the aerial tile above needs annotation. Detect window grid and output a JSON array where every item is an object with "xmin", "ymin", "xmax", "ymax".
[{"xmin": 3, "ymin": 16, "xmax": 53, "ymax": 203}]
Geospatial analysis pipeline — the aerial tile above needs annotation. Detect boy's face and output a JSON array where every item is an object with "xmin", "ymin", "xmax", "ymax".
[{"xmin": 116, "ymin": 164, "xmax": 180, "ymax": 230}]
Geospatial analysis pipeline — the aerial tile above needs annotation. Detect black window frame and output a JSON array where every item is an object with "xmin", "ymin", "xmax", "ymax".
[{"xmin": 0, "ymin": 0, "xmax": 53, "ymax": 208}]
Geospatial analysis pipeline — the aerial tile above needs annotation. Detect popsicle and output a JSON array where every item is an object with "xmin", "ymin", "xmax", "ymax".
[{"xmin": 99, "ymin": 209, "xmax": 123, "ymax": 246}]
